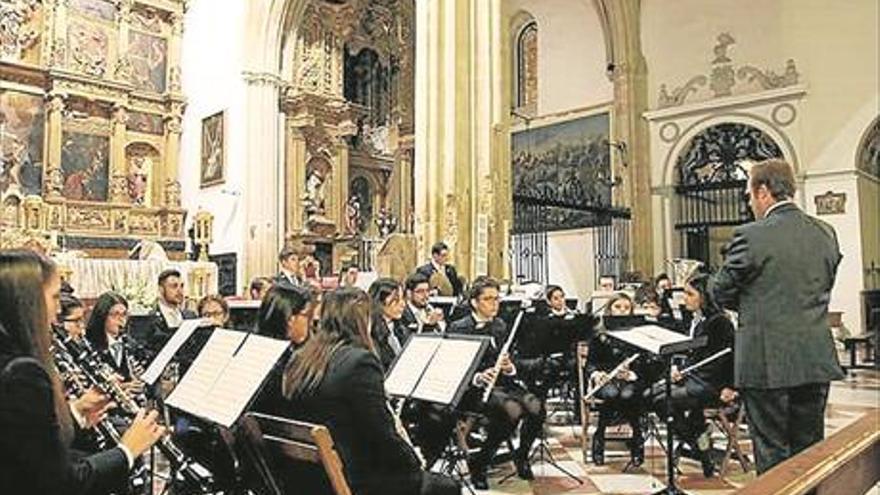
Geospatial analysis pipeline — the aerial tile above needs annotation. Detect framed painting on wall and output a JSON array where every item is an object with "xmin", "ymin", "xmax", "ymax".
[{"xmin": 200, "ymin": 111, "xmax": 225, "ymax": 188}]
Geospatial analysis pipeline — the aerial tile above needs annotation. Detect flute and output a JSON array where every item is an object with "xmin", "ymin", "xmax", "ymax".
[
  {"xmin": 653, "ymin": 347, "xmax": 732, "ymax": 388},
  {"xmin": 584, "ymin": 353, "xmax": 640, "ymax": 400},
  {"xmin": 481, "ymin": 310, "xmax": 525, "ymax": 403}
]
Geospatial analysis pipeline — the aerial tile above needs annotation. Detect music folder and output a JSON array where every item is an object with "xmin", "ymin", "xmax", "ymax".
[
  {"xmin": 165, "ymin": 329, "xmax": 290, "ymax": 428},
  {"xmin": 384, "ymin": 333, "xmax": 489, "ymax": 408},
  {"xmin": 609, "ymin": 324, "xmax": 707, "ymax": 355}
]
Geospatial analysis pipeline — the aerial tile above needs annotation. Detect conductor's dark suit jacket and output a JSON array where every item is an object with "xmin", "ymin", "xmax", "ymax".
[
  {"xmin": 0, "ymin": 352, "xmax": 128, "ymax": 495},
  {"xmin": 710, "ymin": 202, "xmax": 844, "ymax": 389}
]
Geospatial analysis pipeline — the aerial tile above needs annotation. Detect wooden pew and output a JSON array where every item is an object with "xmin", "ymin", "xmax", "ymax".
[{"xmin": 735, "ymin": 409, "xmax": 880, "ymax": 495}]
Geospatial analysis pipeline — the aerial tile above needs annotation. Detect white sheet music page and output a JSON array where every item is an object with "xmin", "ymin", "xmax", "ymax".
[
  {"xmin": 165, "ymin": 329, "xmax": 244, "ymax": 416},
  {"xmin": 611, "ymin": 325, "xmax": 688, "ymax": 354},
  {"xmin": 200, "ymin": 335, "xmax": 290, "ymax": 427},
  {"xmin": 413, "ymin": 339, "xmax": 483, "ymax": 404},
  {"xmin": 140, "ymin": 318, "xmax": 211, "ymax": 385},
  {"xmin": 384, "ymin": 336, "xmax": 442, "ymax": 397}
]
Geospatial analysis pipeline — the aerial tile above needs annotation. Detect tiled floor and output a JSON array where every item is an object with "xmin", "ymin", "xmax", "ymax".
[{"xmin": 446, "ymin": 368, "xmax": 879, "ymax": 495}]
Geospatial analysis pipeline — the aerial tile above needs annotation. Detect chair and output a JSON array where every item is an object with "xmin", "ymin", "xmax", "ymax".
[
  {"xmin": 703, "ymin": 403, "xmax": 751, "ymax": 476},
  {"xmin": 576, "ymin": 342, "xmax": 636, "ymax": 464},
  {"xmin": 237, "ymin": 412, "xmax": 352, "ymax": 495}
]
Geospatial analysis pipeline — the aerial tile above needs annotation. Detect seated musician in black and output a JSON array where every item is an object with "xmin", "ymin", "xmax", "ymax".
[
  {"xmin": 368, "ymin": 278, "xmax": 410, "ymax": 371},
  {"xmin": 587, "ymin": 292, "xmax": 648, "ymax": 466},
  {"xmin": 400, "ymin": 273, "xmax": 447, "ymax": 335},
  {"xmin": 143, "ymin": 269, "xmax": 198, "ymax": 359},
  {"xmin": 85, "ymin": 292, "xmax": 144, "ymax": 389},
  {"xmin": 448, "ymin": 276, "xmax": 545, "ymax": 489},
  {"xmin": 648, "ymin": 272, "xmax": 736, "ymax": 477},
  {"xmin": 545, "ymin": 285, "xmax": 578, "ymax": 318},
  {"xmin": 281, "ymin": 288, "xmax": 460, "ymax": 495}
]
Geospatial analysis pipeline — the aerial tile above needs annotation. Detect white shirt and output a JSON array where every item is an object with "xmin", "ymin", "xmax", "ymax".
[
  {"xmin": 764, "ymin": 199, "xmax": 795, "ymax": 218},
  {"xmin": 158, "ymin": 299, "xmax": 183, "ymax": 329},
  {"xmin": 107, "ymin": 334, "xmax": 123, "ymax": 367}
]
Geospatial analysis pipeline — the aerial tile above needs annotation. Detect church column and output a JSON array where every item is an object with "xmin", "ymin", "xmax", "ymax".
[
  {"xmin": 284, "ymin": 120, "xmax": 307, "ymax": 235},
  {"xmin": 43, "ymin": 93, "xmax": 65, "ymax": 199},
  {"xmin": 243, "ymin": 73, "xmax": 283, "ymax": 281},
  {"xmin": 332, "ymin": 138, "xmax": 349, "ymax": 230},
  {"xmin": 167, "ymin": 11, "xmax": 184, "ymax": 95},
  {"xmin": 595, "ymin": 0, "xmax": 653, "ymax": 274},
  {"xmin": 109, "ymin": 105, "xmax": 129, "ymax": 204}
]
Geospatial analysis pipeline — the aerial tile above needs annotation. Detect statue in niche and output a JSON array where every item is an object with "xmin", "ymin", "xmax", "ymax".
[
  {"xmin": 128, "ymin": 155, "xmax": 150, "ymax": 205},
  {"xmin": 345, "ymin": 194, "xmax": 361, "ymax": 235},
  {"xmin": 303, "ymin": 159, "xmax": 330, "ymax": 221}
]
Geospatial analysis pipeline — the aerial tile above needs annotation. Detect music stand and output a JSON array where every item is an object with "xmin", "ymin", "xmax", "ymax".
[{"xmin": 608, "ymin": 325, "xmax": 707, "ymax": 495}]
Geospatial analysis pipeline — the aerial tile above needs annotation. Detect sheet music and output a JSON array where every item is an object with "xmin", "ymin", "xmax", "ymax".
[
  {"xmin": 384, "ymin": 336, "xmax": 442, "ymax": 397},
  {"xmin": 141, "ymin": 318, "xmax": 211, "ymax": 385},
  {"xmin": 199, "ymin": 335, "xmax": 289, "ymax": 427},
  {"xmin": 166, "ymin": 330, "xmax": 289, "ymax": 427},
  {"xmin": 413, "ymin": 339, "xmax": 484, "ymax": 404},
  {"xmin": 611, "ymin": 325, "xmax": 689, "ymax": 355},
  {"xmin": 166, "ymin": 329, "xmax": 244, "ymax": 414}
]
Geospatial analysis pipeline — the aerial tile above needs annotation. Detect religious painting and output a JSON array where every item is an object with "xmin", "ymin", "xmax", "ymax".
[
  {"xmin": 60, "ymin": 131, "xmax": 109, "ymax": 202},
  {"xmin": 67, "ymin": 20, "xmax": 109, "ymax": 77},
  {"xmin": 127, "ymin": 111, "xmax": 164, "ymax": 135},
  {"xmin": 128, "ymin": 31, "xmax": 167, "ymax": 93},
  {"xmin": 0, "ymin": 90, "xmax": 44, "ymax": 197},
  {"xmin": 68, "ymin": 0, "xmax": 116, "ymax": 22},
  {"xmin": 200, "ymin": 111, "xmax": 225, "ymax": 187},
  {"xmin": 511, "ymin": 111, "xmax": 612, "ymax": 230}
]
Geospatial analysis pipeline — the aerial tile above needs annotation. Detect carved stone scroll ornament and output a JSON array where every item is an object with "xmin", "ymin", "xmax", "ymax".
[
  {"xmin": 168, "ymin": 66, "xmax": 182, "ymax": 92},
  {"xmin": 109, "ymin": 173, "xmax": 129, "ymax": 203},
  {"xmin": 657, "ymin": 32, "xmax": 800, "ymax": 108},
  {"xmin": 164, "ymin": 179, "xmax": 181, "ymax": 207},
  {"xmin": 0, "ymin": 0, "xmax": 41, "ymax": 60}
]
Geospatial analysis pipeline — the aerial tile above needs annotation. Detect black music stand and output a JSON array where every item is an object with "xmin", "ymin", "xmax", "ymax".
[
  {"xmin": 384, "ymin": 334, "xmax": 490, "ymax": 494},
  {"xmin": 608, "ymin": 325, "xmax": 707, "ymax": 495}
]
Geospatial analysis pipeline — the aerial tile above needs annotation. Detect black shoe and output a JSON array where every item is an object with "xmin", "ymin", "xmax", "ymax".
[
  {"xmin": 699, "ymin": 449, "xmax": 715, "ymax": 478},
  {"xmin": 470, "ymin": 471, "xmax": 489, "ymax": 490},
  {"xmin": 629, "ymin": 437, "xmax": 645, "ymax": 467},
  {"xmin": 591, "ymin": 434, "xmax": 605, "ymax": 466},
  {"xmin": 514, "ymin": 457, "xmax": 534, "ymax": 480}
]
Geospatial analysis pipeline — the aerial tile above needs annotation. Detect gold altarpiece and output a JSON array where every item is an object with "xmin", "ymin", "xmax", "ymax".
[
  {"xmin": 280, "ymin": 0, "xmax": 415, "ymax": 273},
  {"xmin": 0, "ymin": 0, "xmax": 187, "ymax": 259}
]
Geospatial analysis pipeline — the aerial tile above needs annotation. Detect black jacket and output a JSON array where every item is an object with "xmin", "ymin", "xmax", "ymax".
[
  {"xmin": 399, "ymin": 304, "xmax": 443, "ymax": 335},
  {"xmin": 686, "ymin": 313, "xmax": 735, "ymax": 393},
  {"xmin": 283, "ymin": 346, "xmax": 423, "ymax": 494},
  {"xmin": 415, "ymin": 263, "xmax": 464, "ymax": 297},
  {"xmin": 0, "ymin": 352, "xmax": 129, "ymax": 495},
  {"xmin": 371, "ymin": 317, "xmax": 411, "ymax": 372}
]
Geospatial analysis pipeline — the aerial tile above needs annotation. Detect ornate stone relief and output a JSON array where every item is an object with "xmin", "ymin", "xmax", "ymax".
[
  {"xmin": 814, "ymin": 191, "xmax": 846, "ymax": 216},
  {"xmin": 163, "ymin": 178, "xmax": 181, "ymax": 207},
  {"xmin": 0, "ymin": 0, "xmax": 41, "ymax": 60},
  {"xmin": 657, "ymin": 33, "xmax": 800, "ymax": 109}
]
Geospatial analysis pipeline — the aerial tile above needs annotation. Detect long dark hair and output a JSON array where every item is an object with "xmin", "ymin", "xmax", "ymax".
[
  {"xmin": 85, "ymin": 291, "xmax": 129, "ymax": 351},
  {"xmin": 256, "ymin": 282, "xmax": 313, "ymax": 340},
  {"xmin": 685, "ymin": 272, "xmax": 722, "ymax": 317},
  {"xmin": 282, "ymin": 288, "xmax": 373, "ymax": 399},
  {"xmin": 368, "ymin": 277, "xmax": 401, "ymax": 327},
  {"xmin": 0, "ymin": 250, "xmax": 72, "ymax": 439}
]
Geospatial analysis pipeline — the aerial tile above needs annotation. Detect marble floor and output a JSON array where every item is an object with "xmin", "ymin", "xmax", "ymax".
[{"xmin": 446, "ymin": 368, "xmax": 879, "ymax": 495}]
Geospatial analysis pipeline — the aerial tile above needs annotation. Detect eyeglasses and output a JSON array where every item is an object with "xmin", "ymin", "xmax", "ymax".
[
  {"xmin": 411, "ymin": 287, "xmax": 430, "ymax": 294},
  {"xmin": 202, "ymin": 310, "xmax": 227, "ymax": 319},
  {"xmin": 478, "ymin": 296, "xmax": 501, "ymax": 303}
]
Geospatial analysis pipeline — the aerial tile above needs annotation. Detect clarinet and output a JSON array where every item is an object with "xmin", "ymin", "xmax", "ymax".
[
  {"xmin": 52, "ymin": 339, "xmax": 122, "ymax": 449},
  {"xmin": 481, "ymin": 310, "xmax": 525, "ymax": 402},
  {"xmin": 52, "ymin": 327, "xmax": 213, "ymax": 491}
]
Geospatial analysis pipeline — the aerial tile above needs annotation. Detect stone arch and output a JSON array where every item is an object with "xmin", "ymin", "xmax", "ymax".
[
  {"xmin": 510, "ymin": 10, "xmax": 537, "ymax": 113},
  {"xmin": 855, "ymin": 115, "xmax": 880, "ymax": 178},
  {"xmin": 661, "ymin": 113, "xmax": 799, "ymax": 189}
]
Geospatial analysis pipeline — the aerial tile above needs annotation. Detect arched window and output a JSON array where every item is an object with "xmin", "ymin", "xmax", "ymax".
[
  {"xmin": 674, "ymin": 123, "xmax": 784, "ymax": 266},
  {"xmin": 514, "ymin": 20, "xmax": 538, "ymax": 113},
  {"xmin": 856, "ymin": 117, "xmax": 879, "ymax": 179}
]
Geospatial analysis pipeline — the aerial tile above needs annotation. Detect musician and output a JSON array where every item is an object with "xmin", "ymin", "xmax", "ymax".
[
  {"xmin": 545, "ymin": 285, "xmax": 577, "ymax": 317},
  {"xmin": 275, "ymin": 246, "xmax": 304, "ymax": 287},
  {"xmin": 143, "ymin": 269, "xmax": 197, "ymax": 357},
  {"xmin": 648, "ymin": 272, "xmax": 735, "ymax": 477},
  {"xmin": 337, "ymin": 262, "xmax": 360, "ymax": 288},
  {"xmin": 416, "ymin": 242, "xmax": 464, "ymax": 297},
  {"xmin": 248, "ymin": 276, "xmax": 273, "ymax": 301},
  {"xmin": 59, "ymin": 295, "xmax": 87, "ymax": 341},
  {"xmin": 0, "ymin": 250, "xmax": 165, "ymax": 495},
  {"xmin": 198, "ymin": 294, "xmax": 230, "ymax": 327},
  {"xmin": 587, "ymin": 292, "xmax": 647, "ymax": 466},
  {"xmin": 281, "ymin": 288, "xmax": 460, "ymax": 495},
  {"xmin": 368, "ymin": 278, "xmax": 409, "ymax": 370},
  {"xmin": 400, "ymin": 273, "xmax": 446, "ymax": 334},
  {"xmin": 448, "ymin": 276, "xmax": 544, "ymax": 488},
  {"xmin": 85, "ymin": 292, "xmax": 138, "ymax": 382}
]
